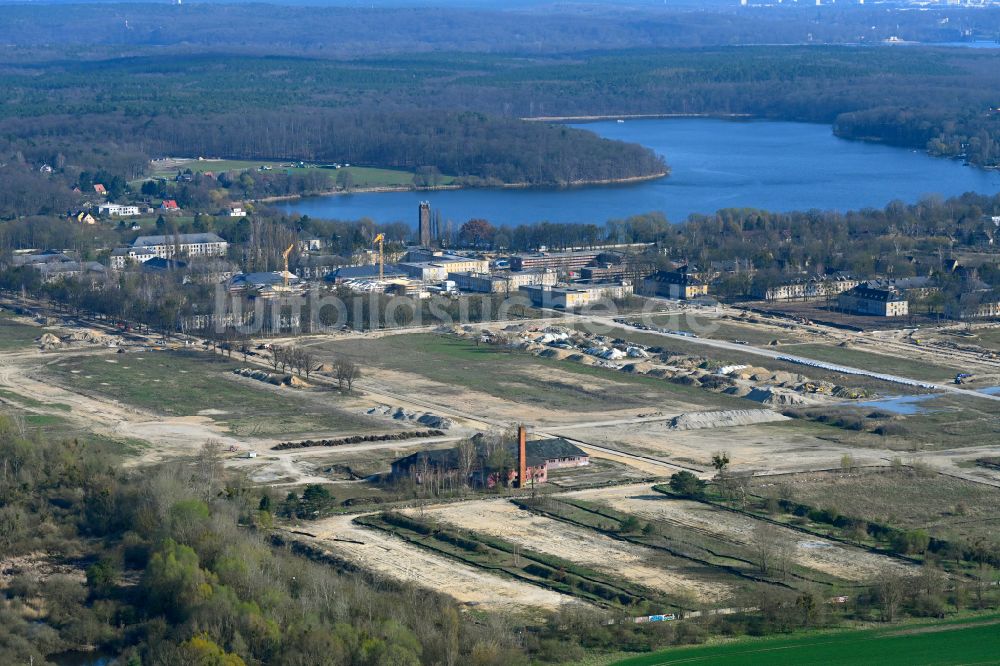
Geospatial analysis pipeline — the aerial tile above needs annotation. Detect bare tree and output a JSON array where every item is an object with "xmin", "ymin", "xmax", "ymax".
[
  {"xmin": 457, "ymin": 438, "xmax": 478, "ymax": 489},
  {"xmin": 750, "ymin": 522, "xmax": 793, "ymax": 579},
  {"xmin": 335, "ymin": 356, "xmax": 361, "ymax": 392},
  {"xmin": 193, "ymin": 439, "xmax": 224, "ymax": 501},
  {"xmin": 873, "ymin": 566, "xmax": 909, "ymax": 622},
  {"xmin": 301, "ymin": 349, "xmax": 314, "ymax": 379}
]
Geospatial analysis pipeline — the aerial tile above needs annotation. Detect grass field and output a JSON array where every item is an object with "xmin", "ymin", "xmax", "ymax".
[
  {"xmin": 969, "ymin": 327, "xmax": 1000, "ymax": 353},
  {"xmin": 150, "ymin": 159, "xmax": 450, "ymax": 188},
  {"xmin": 612, "ymin": 615, "xmax": 1000, "ymax": 665},
  {"xmin": 42, "ymin": 350, "xmax": 378, "ymax": 438},
  {"xmin": 318, "ymin": 334, "xmax": 747, "ymax": 413},
  {"xmin": 775, "ymin": 469, "xmax": 1000, "ymax": 543},
  {"xmin": 0, "ymin": 312, "xmax": 50, "ymax": 350},
  {"xmin": 789, "ymin": 343, "xmax": 963, "ymax": 383},
  {"xmin": 645, "ymin": 314, "xmax": 812, "ymax": 347}
]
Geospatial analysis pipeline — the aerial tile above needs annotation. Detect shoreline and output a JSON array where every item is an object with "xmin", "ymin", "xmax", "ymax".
[
  {"xmin": 520, "ymin": 112, "xmax": 753, "ymax": 122},
  {"xmin": 254, "ymin": 171, "xmax": 669, "ymax": 205}
]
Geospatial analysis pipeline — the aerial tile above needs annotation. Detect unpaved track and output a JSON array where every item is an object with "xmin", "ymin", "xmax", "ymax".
[
  {"xmin": 304, "ymin": 514, "xmax": 577, "ymax": 611},
  {"xmin": 414, "ymin": 498, "xmax": 732, "ymax": 603},
  {"xmin": 564, "ymin": 485, "xmax": 912, "ymax": 581}
]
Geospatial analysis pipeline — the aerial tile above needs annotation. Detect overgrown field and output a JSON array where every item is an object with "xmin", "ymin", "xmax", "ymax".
[
  {"xmin": 645, "ymin": 314, "xmax": 813, "ymax": 347},
  {"xmin": 774, "ymin": 469, "xmax": 1000, "ymax": 543},
  {"xmin": 41, "ymin": 350, "xmax": 378, "ymax": 437},
  {"xmin": 612, "ymin": 615, "xmax": 1000, "ymax": 665},
  {"xmin": 788, "ymin": 343, "xmax": 964, "ymax": 383},
  {"xmin": 0, "ymin": 311, "xmax": 51, "ymax": 350},
  {"xmin": 317, "ymin": 333, "xmax": 747, "ymax": 413}
]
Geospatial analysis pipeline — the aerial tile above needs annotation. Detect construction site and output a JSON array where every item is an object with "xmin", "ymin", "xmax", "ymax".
[{"xmin": 1, "ymin": 291, "xmax": 999, "ymax": 619}]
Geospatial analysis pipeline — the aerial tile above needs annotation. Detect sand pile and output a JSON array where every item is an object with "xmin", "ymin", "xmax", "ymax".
[{"xmin": 669, "ymin": 409, "xmax": 789, "ymax": 430}]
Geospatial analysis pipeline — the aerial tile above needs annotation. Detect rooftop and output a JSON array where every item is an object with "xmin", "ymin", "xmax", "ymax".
[{"xmin": 132, "ymin": 233, "xmax": 226, "ymax": 248}]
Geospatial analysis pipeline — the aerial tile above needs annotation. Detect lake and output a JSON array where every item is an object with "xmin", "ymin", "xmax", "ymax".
[{"xmin": 276, "ymin": 118, "xmax": 1000, "ymax": 227}]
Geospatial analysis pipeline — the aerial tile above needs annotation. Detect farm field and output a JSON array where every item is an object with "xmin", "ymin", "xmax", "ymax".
[
  {"xmin": 304, "ymin": 514, "xmax": 575, "ymax": 611},
  {"xmin": 40, "ymin": 349, "xmax": 379, "ymax": 438},
  {"xmin": 413, "ymin": 498, "xmax": 734, "ymax": 604},
  {"xmin": 563, "ymin": 484, "xmax": 911, "ymax": 582},
  {"xmin": 774, "ymin": 469, "xmax": 1000, "ymax": 543},
  {"xmin": 315, "ymin": 333, "xmax": 747, "ymax": 422},
  {"xmin": 612, "ymin": 615, "xmax": 1000, "ymax": 665}
]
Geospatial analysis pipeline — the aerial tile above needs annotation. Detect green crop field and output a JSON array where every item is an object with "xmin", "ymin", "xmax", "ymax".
[
  {"xmin": 42, "ymin": 350, "xmax": 380, "ymax": 438},
  {"xmin": 612, "ymin": 615, "xmax": 1000, "ymax": 665}
]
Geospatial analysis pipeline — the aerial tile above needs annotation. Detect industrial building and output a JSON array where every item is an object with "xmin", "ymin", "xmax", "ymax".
[
  {"xmin": 519, "ymin": 281, "xmax": 633, "ymax": 309},
  {"xmin": 448, "ymin": 269, "xmax": 556, "ymax": 294},
  {"xmin": 325, "ymin": 264, "xmax": 408, "ymax": 284},
  {"xmin": 837, "ymin": 283, "xmax": 909, "ymax": 317},
  {"xmin": 390, "ymin": 429, "xmax": 588, "ymax": 487},
  {"xmin": 509, "ymin": 250, "xmax": 603, "ymax": 273}
]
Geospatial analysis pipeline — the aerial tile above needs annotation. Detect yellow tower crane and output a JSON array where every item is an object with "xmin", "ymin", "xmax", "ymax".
[
  {"xmin": 282, "ymin": 244, "xmax": 294, "ymax": 289},
  {"xmin": 372, "ymin": 233, "xmax": 385, "ymax": 281}
]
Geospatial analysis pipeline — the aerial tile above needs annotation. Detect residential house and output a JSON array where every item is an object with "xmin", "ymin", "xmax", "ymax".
[
  {"xmin": 97, "ymin": 203, "xmax": 140, "ymax": 217},
  {"xmin": 93, "ymin": 184, "xmax": 107, "ymax": 196},
  {"xmin": 69, "ymin": 211, "xmax": 97, "ymax": 225},
  {"xmin": 642, "ymin": 266, "xmax": 709, "ymax": 300},
  {"xmin": 944, "ymin": 292, "xmax": 1000, "ymax": 320},
  {"xmin": 837, "ymin": 283, "xmax": 909, "ymax": 317}
]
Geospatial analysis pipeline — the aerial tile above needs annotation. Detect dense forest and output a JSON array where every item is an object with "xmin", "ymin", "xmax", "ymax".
[
  {"xmin": 0, "ymin": 3, "xmax": 997, "ymax": 57},
  {"xmin": 3, "ymin": 44, "xmax": 1000, "ymax": 217}
]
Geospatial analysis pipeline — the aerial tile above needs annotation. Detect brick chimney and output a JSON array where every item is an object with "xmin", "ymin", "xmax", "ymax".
[{"xmin": 517, "ymin": 424, "xmax": 527, "ymax": 488}]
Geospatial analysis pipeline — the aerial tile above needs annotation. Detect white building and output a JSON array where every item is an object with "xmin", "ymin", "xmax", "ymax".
[
  {"xmin": 98, "ymin": 203, "xmax": 141, "ymax": 217},
  {"xmin": 110, "ymin": 233, "xmax": 228, "ymax": 269}
]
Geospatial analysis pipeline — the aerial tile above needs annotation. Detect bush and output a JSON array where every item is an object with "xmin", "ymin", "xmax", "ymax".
[{"xmin": 668, "ymin": 471, "xmax": 706, "ymax": 498}]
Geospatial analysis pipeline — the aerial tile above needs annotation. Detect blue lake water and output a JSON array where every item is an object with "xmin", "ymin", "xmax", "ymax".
[
  {"xmin": 857, "ymin": 393, "xmax": 943, "ymax": 415},
  {"xmin": 276, "ymin": 118, "xmax": 1000, "ymax": 227}
]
